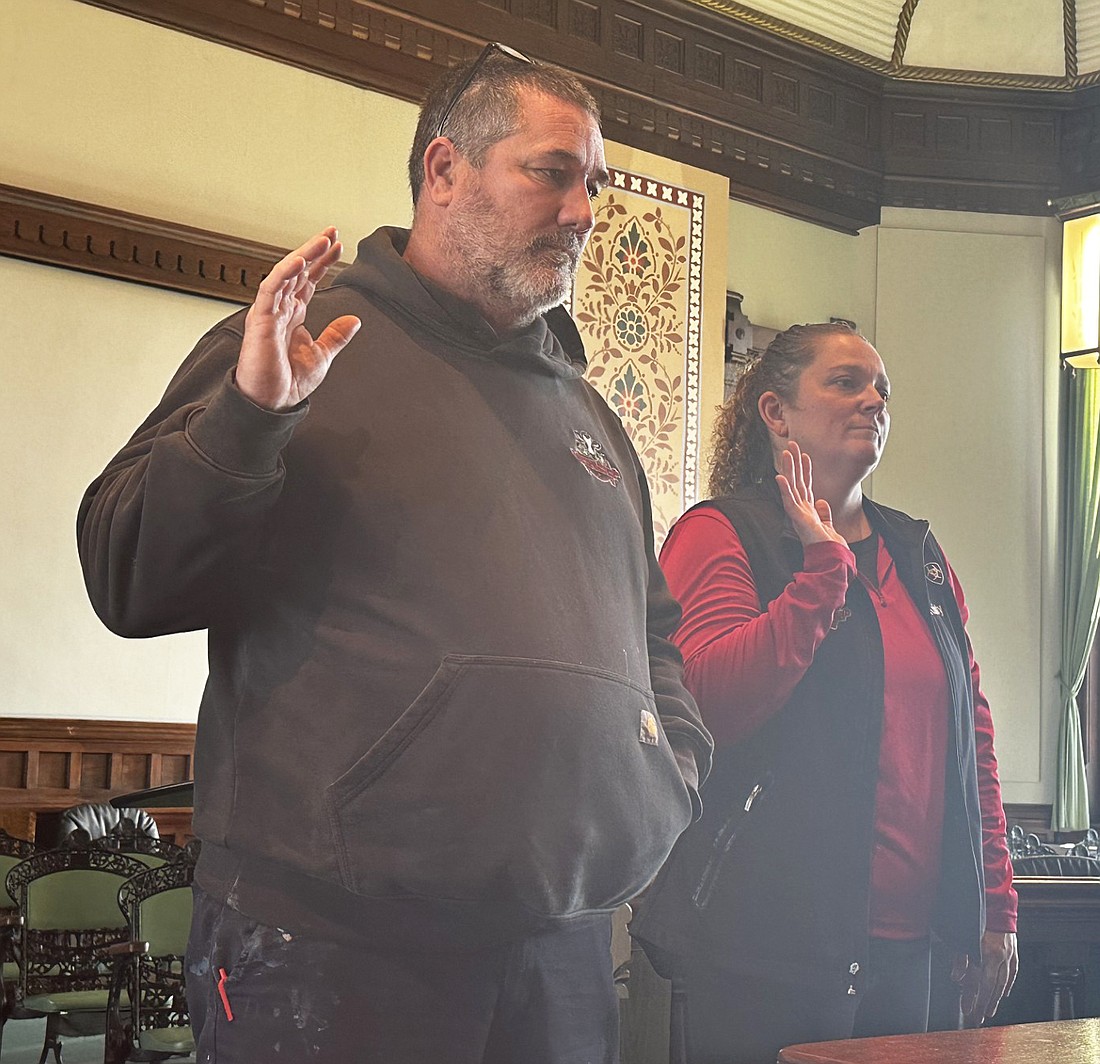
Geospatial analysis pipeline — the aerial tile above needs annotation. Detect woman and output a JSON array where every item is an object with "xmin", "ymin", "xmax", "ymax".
[{"xmin": 632, "ymin": 323, "xmax": 1018, "ymax": 1063}]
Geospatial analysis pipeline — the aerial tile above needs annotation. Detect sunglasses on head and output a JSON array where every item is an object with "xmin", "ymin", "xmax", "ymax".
[{"xmin": 435, "ymin": 42, "xmax": 535, "ymax": 140}]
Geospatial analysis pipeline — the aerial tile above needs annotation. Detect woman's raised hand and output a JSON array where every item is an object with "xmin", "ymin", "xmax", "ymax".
[
  {"xmin": 235, "ymin": 228, "xmax": 362, "ymax": 411},
  {"xmin": 776, "ymin": 441, "xmax": 847, "ymax": 547}
]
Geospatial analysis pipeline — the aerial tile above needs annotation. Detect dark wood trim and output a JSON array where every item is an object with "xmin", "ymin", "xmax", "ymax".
[
  {"xmin": 0, "ymin": 183, "xmax": 290, "ymax": 303},
  {"xmin": 71, "ymin": 0, "xmax": 1090, "ymax": 232},
  {"xmin": 0, "ymin": 719, "xmax": 196, "ymax": 746},
  {"xmin": 74, "ymin": 0, "xmax": 449, "ymax": 101}
]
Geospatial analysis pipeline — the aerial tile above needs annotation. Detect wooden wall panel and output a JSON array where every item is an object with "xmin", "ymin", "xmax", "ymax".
[{"xmin": 0, "ymin": 718, "xmax": 195, "ymax": 813}]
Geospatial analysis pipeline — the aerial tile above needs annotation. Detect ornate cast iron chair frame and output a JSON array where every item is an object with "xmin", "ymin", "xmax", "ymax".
[
  {"xmin": 5, "ymin": 847, "xmax": 149, "ymax": 1064},
  {"xmin": 0, "ymin": 829, "xmax": 37, "ymax": 1056},
  {"xmin": 105, "ymin": 850, "xmax": 196, "ymax": 1063}
]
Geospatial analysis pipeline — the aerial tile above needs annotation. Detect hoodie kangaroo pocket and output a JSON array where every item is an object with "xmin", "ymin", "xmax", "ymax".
[{"xmin": 324, "ymin": 653, "xmax": 691, "ymax": 915}]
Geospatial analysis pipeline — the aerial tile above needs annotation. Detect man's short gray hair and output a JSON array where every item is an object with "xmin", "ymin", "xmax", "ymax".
[{"xmin": 407, "ymin": 52, "xmax": 600, "ymax": 208}]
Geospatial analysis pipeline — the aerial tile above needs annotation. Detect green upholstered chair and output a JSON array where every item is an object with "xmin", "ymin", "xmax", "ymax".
[
  {"xmin": 4, "ymin": 847, "xmax": 148, "ymax": 1064},
  {"xmin": 105, "ymin": 852, "xmax": 196, "ymax": 1063}
]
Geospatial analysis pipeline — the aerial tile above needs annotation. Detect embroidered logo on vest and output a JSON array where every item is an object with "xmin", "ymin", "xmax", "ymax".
[
  {"xmin": 570, "ymin": 430, "xmax": 622, "ymax": 487},
  {"xmin": 829, "ymin": 606, "xmax": 852, "ymax": 631},
  {"xmin": 925, "ymin": 561, "xmax": 945, "ymax": 585}
]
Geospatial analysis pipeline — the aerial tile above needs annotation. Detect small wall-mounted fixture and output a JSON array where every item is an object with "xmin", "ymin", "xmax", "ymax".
[
  {"xmin": 724, "ymin": 293, "xmax": 779, "ymax": 400},
  {"xmin": 725, "ymin": 291, "xmax": 752, "ymax": 364}
]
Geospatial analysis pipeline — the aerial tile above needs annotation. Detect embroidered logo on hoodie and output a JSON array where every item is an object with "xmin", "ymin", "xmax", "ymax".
[
  {"xmin": 925, "ymin": 561, "xmax": 945, "ymax": 585},
  {"xmin": 570, "ymin": 430, "xmax": 622, "ymax": 487}
]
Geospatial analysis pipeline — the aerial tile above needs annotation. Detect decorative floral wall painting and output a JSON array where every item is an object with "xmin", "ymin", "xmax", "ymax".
[{"xmin": 573, "ymin": 165, "xmax": 718, "ymax": 547}]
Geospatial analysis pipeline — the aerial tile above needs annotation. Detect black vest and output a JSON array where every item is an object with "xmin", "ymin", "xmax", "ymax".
[{"xmin": 633, "ymin": 482, "xmax": 985, "ymax": 989}]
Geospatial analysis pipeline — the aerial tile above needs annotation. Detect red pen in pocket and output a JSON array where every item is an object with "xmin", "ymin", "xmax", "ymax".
[{"xmin": 217, "ymin": 967, "xmax": 235, "ymax": 1021}]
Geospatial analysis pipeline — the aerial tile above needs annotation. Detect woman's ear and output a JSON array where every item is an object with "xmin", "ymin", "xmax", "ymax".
[{"xmin": 758, "ymin": 391, "xmax": 788, "ymax": 438}]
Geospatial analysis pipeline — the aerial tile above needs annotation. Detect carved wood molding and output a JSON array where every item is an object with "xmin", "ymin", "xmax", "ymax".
[
  {"xmin": 0, "ymin": 183, "xmax": 290, "ymax": 302},
  {"xmin": 0, "ymin": 717, "xmax": 195, "ymax": 812},
  {"xmin": 72, "ymin": 0, "xmax": 1090, "ymax": 231}
]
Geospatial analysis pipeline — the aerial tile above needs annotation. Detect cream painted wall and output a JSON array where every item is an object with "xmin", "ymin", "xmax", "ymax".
[
  {"xmin": 1, "ymin": 259, "xmax": 227, "ymax": 721},
  {"xmin": 727, "ymin": 198, "xmax": 879, "ymax": 338},
  {"xmin": 871, "ymin": 209, "xmax": 1062, "ymax": 806}
]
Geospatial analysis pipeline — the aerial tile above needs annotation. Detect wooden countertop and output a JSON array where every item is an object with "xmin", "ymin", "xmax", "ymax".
[{"xmin": 778, "ymin": 1018, "xmax": 1100, "ymax": 1063}]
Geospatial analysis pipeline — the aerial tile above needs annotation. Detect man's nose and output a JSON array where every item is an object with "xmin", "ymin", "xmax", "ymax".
[{"xmin": 561, "ymin": 181, "xmax": 595, "ymax": 235}]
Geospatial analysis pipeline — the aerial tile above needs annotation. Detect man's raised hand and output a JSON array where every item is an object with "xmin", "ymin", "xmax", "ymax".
[{"xmin": 236, "ymin": 228, "xmax": 361, "ymax": 411}]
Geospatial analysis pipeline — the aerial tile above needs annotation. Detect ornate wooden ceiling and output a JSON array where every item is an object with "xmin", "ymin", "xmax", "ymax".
[{"xmin": 75, "ymin": 0, "xmax": 1095, "ymax": 233}]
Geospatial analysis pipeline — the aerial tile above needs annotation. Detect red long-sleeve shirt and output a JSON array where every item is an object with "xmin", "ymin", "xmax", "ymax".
[{"xmin": 660, "ymin": 507, "xmax": 1017, "ymax": 937}]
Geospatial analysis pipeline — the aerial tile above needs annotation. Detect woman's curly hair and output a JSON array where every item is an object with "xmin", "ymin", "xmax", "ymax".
[{"xmin": 708, "ymin": 321, "xmax": 859, "ymax": 498}]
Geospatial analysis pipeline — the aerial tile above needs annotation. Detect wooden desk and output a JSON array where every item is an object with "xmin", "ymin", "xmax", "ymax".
[
  {"xmin": 1006, "ymin": 875, "xmax": 1100, "ymax": 1021},
  {"xmin": 1014, "ymin": 874, "xmax": 1100, "ymax": 948},
  {"xmin": 778, "ymin": 1018, "xmax": 1100, "ymax": 1063}
]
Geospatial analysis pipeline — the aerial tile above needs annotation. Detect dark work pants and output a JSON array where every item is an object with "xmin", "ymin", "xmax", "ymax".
[
  {"xmin": 677, "ymin": 936, "xmax": 932, "ymax": 1064},
  {"xmin": 185, "ymin": 887, "xmax": 619, "ymax": 1064}
]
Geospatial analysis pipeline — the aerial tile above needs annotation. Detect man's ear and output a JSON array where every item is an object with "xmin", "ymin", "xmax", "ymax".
[
  {"xmin": 758, "ymin": 391, "xmax": 788, "ymax": 438},
  {"xmin": 421, "ymin": 138, "xmax": 460, "ymax": 206}
]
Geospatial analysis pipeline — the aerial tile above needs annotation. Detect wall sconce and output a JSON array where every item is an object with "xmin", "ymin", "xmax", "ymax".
[{"xmin": 1061, "ymin": 210, "xmax": 1100, "ymax": 369}]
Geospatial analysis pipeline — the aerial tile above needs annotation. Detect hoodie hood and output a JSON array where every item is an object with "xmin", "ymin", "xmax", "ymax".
[{"xmin": 329, "ymin": 227, "xmax": 588, "ymax": 380}]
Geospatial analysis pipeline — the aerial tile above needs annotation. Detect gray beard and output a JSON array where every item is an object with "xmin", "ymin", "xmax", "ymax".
[
  {"xmin": 483, "ymin": 241, "xmax": 580, "ymax": 315},
  {"xmin": 441, "ymin": 192, "xmax": 586, "ymax": 325}
]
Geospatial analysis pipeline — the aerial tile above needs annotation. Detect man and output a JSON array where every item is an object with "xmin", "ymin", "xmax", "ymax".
[{"xmin": 78, "ymin": 45, "xmax": 711, "ymax": 1063}]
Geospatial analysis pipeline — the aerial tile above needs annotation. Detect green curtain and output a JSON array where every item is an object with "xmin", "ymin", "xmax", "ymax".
[{"xmin": 1055, "ymin": 368, "xmax": 1100, "ymax": 832}]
